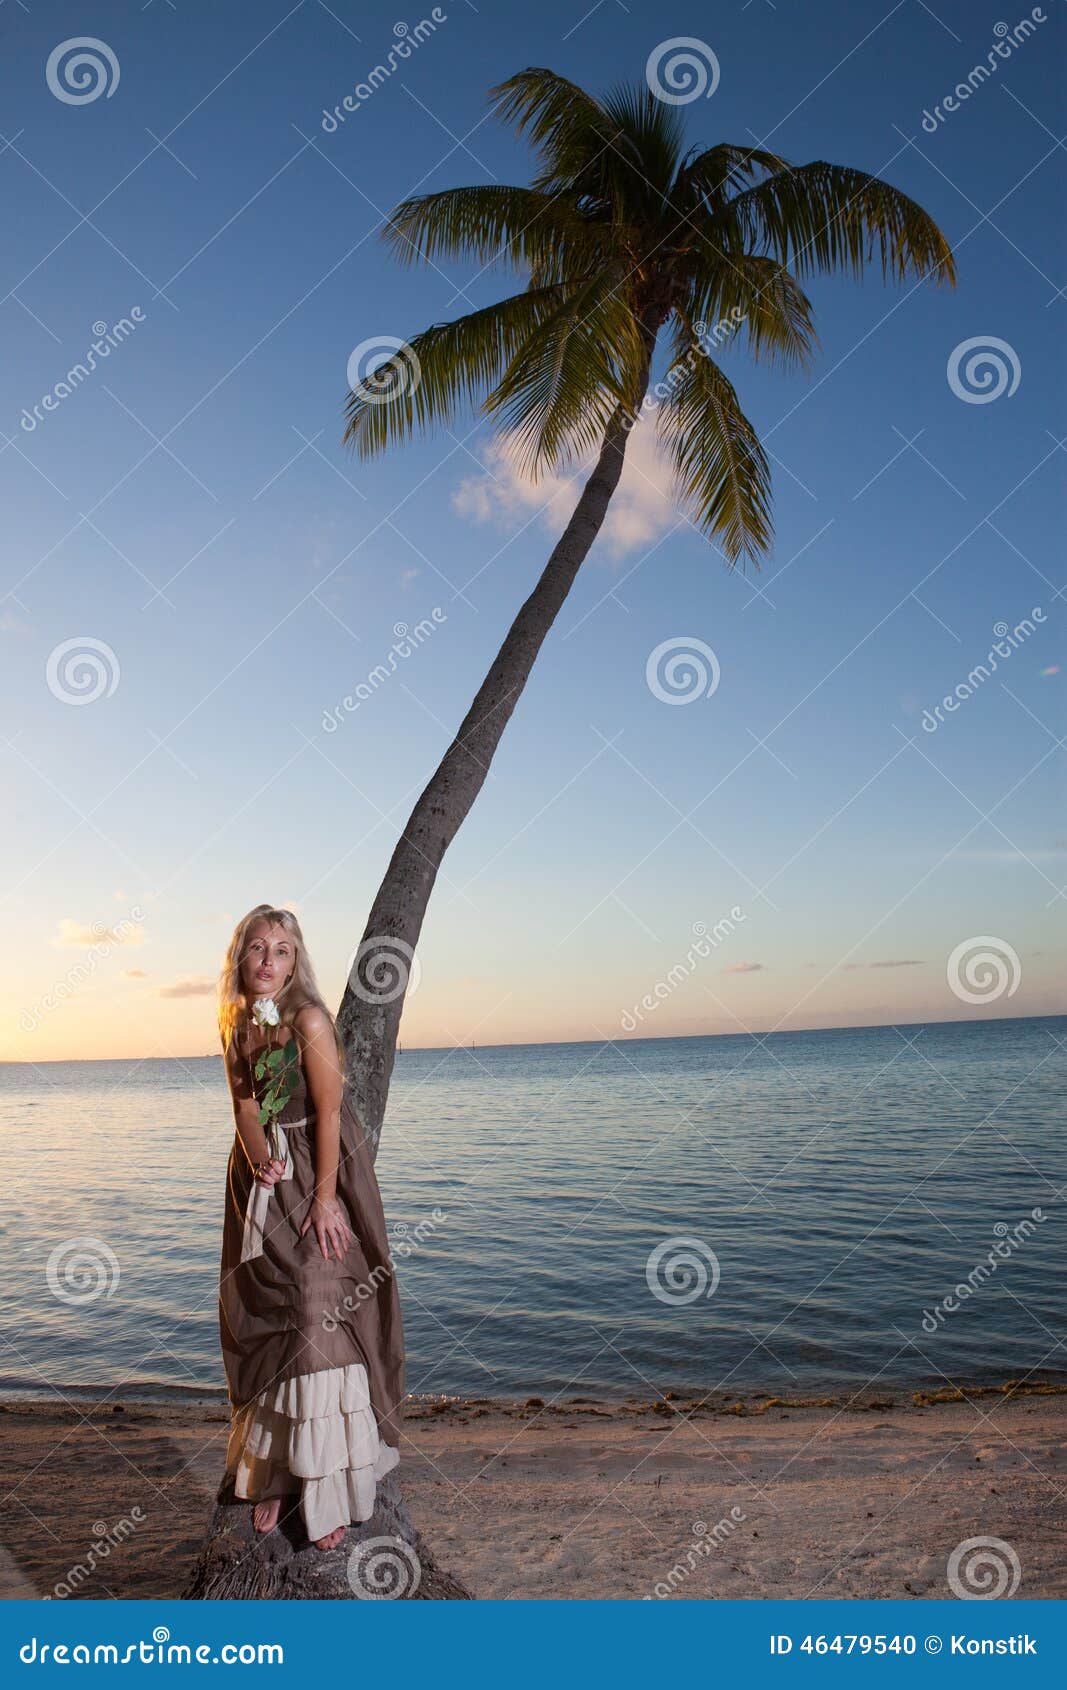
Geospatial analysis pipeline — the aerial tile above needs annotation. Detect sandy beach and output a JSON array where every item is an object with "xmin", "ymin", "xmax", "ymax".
[{"xmin": 1, "ymin": 1383, "xmax": 1064, "ymax": 1601}]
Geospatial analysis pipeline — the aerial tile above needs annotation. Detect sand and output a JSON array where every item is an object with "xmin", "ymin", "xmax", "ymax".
[{"xmin": 1, "ymin": 1385, "xmax": 1064, "ymax": 1601}]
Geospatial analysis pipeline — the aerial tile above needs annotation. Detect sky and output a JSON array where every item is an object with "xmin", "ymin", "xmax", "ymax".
[{"xmin": 2, "ymin": 0, "xmax": 1064, "ymax": 1060}]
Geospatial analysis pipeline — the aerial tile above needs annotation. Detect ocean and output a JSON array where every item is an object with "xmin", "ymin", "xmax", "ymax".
[{"xmin": 1, "ymin": 1016, "xmax": 1062, "ymax": 1405}]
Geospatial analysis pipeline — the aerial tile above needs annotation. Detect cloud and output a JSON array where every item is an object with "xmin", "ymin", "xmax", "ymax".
[
  {"xmin": 451, "ymin": 418, "xmax": 680, "ymax": 560},
  {"xmin": 723, "ymin": 961, "xmax": 764, "ymax": 974},
  {"xmin": 120, "ymin": 968, "xmax": 147, "ymax": 980},
  {"xmin": 155, "ymin": 975, "xmax": 217, "ymax": 998},
  {"xmin": 843, "ymin": 959, "xmax": 925, "ymax": 971},
  {"xmin": 50, "ymin": 918, "xmax": 144, "ymax": 949}
]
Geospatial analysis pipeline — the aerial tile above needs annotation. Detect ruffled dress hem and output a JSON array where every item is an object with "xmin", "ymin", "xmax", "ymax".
[{"xmin": 226, "ymin": 1361, "xmax": 399, "ymax": 1540}]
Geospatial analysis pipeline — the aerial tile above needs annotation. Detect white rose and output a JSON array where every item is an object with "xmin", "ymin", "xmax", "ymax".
[{"xmin": 252, "ymin": 996, "xmax": 280, "ymax": 1028}]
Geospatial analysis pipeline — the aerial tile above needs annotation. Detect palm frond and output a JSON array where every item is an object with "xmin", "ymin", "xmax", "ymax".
[
  {"xmin": 599, "ymin": 83, "xmax": 687, "ymax": 204},
  {"xmin": 492, "ymin": 67, "xmax": 678, "ymax": 227},
  {"xmin": 681, "ymin": 143, "xmax": 788, "ymax": 208},
  {"xmin": 343, "ymin": 286, "xmax": 567, "ymax": 457},
  {"xmin": 727, "ymin": 161, "xmax": 956, "ymax": 285},
  {"xmin": 491, "ymin": 69, "xmax": 614, "ymax": 193},
  {"xmin": 485, "ymin": 268, "xmax": 647, "ymax": 474},
  {"xmin": 384, "ymin": 184, "xmax": 608, "ymax": 277},
  {"xmin": 686, "ymin": 251, "xmax": 819, "ymax": 368},
  {"xmin": 656, "ymin": 314, "xmax": 773, "ymax": 564}
]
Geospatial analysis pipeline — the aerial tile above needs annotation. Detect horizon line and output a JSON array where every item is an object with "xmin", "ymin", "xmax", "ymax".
[{"xmin": 4, "ymin": 1008, "xmax": 1063, "ymax": 1064}]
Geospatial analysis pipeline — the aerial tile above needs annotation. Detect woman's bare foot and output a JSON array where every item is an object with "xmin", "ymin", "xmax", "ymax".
[
  {"xmin": 252, "ymin": 1497, "xmax": 282, "ymax": 1533},
  {"xmin": 313, "ymin": 1525, "xmax": 346, "ymax": 1552}
]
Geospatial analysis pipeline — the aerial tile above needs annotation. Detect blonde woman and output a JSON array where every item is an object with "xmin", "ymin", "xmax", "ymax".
[{"xmin": 217, "ymin": 904, "xmax": 405, "ymax": 1552}]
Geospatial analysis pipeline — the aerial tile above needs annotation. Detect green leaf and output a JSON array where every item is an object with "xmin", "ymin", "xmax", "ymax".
[
  {"xmin": 682, "ymin": 144, "xmax": 788, "ymax": 209},
  {"xmin": 344, "ymin": 286, "xmax": 570, "ymax": 458},
  {"xmin": 384, "ymin": 184, "xmax": 606, "ymax": 276},
  {"xmin": 265, "ymin": 1048, "xmax": 285, "ymax": 1072},
  {"xmin": 684, "ymin": 249, "xmax": 818, "ymax": 370},
  {"xmin": 484, "ymin": 266, "xmax": 646, "ymax": 474},
  {"xmin": 656, "ymin": 311, "xmax": 773, "ymax": 564},
  {"xmin": 726, "ymin": 160, "xmax": 956, "ymax": 286}
]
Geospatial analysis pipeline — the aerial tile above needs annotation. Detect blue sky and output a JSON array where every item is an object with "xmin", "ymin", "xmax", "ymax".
[{"xmin": 2, "ymin": 0, "xmax": 1064, "ymax": 1058}]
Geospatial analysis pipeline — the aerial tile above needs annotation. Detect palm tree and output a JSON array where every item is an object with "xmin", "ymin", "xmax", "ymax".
[
  {"xmin": 336, "ymin": 67, "xmax": 955, "ymax": 1155},
  {"xmin": 188, "ymin": 66, "xmax": 955, "ymax": 1604}
]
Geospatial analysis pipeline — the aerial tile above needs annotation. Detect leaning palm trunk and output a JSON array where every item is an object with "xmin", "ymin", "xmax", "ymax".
[
  {"xmin": 339, "ymin": 383, "xmax": 650, "ymax": 1156},
  {"xmin": 336, "ymin": 66, "xmax": 953, "ymax": 1161}
]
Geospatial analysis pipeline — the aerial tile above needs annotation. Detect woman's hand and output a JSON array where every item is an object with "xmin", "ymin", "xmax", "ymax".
[
  {"xmin": 253, "ymin": 1156, "xmax": 287, "ymax": 1188},
  {"xmin": 300, "ymin": 1195, "xmax": 354, "ymax": 1263}
]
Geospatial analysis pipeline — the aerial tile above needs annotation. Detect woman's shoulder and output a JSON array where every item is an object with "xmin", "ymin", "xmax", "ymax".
[{"xmin": 291, "ymin": 1003, "xmax": 333, "ymax": 1040}]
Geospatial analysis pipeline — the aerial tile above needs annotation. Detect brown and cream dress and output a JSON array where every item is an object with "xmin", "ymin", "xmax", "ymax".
[{"xmin": 219, "ymin": 1041, "xmax": 405, "ymax": 1541}]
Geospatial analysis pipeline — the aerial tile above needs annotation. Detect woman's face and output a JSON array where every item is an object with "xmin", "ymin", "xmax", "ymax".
[{"xmin": 240, "ymin": 921, "xmax": 295, "ymax": 999}]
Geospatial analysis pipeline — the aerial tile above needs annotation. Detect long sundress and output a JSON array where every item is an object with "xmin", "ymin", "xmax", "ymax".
[{"xmin": 218, "ymin": 1041, "xmax": 406, "ymax": 1542}]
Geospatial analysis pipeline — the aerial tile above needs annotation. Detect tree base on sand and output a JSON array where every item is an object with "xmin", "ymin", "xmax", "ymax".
[{"xmin": 182, "ymin": 1472, "xmax": 472, "ymax": 1600}]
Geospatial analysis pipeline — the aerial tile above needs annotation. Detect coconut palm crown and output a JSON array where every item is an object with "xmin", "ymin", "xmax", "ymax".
[{"xmin": 344, "ymin": 68, "xmax": 955, "ymax": 564}]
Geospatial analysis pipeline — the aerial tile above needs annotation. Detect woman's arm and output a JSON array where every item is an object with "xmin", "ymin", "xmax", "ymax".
[
  {"xmin": 223, "ymin": 1034, "xmax": 279, "ymax": 1179},
  {"xmin": 294, "ymin": 1006, "xmax": 354, "ymax": 1262}
]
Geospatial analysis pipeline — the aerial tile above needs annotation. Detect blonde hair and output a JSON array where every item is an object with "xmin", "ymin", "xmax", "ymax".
[{"xmin": 217, "ymin": 904, "xmax": 346, "ymax": 1076}]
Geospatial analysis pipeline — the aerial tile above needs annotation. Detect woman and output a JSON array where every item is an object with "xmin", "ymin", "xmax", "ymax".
[{"xmin": 217, "ymin": 904, "xmax": 405, "ymax": 1552}]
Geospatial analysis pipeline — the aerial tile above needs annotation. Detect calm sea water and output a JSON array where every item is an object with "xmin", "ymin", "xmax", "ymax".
[{"xmin": 1, "ymin": 1017, "xmax": 1063, "ymax": 1404}]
